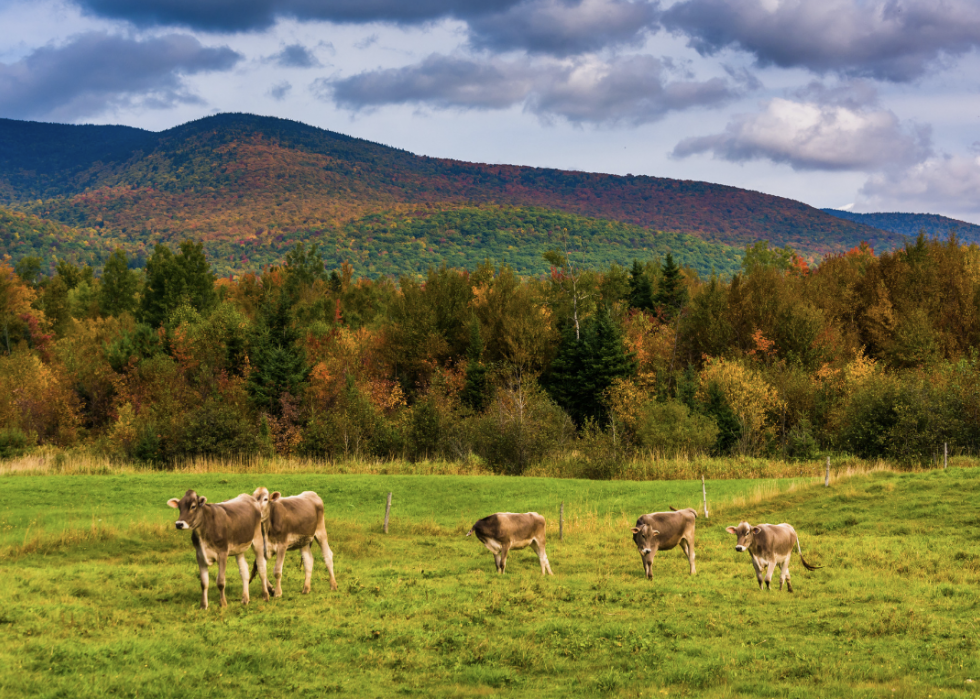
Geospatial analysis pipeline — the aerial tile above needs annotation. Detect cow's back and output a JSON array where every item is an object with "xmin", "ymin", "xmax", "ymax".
[
  {"xmin": 267, "ymin": 491, "xmax": 323, "ymax": 542},
  {"xmin": 754, "ymin": 523, "xmax": 797, "ymax": 558},
  {"xmin": 198, "ymin": 494, "xmax": 262, "ymax": 557},
  {"xmin": 636, "ymin": 509, "xmax": 696, "ymax": 550},
  {"xmin": 472, "ymin": 512, "xmax": 545, "ymax": 547}
]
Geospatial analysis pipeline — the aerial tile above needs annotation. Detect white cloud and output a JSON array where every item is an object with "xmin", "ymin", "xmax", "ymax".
[{"xmin": 859, "ymin": 154, "xmax": 980, "ymax": 218}]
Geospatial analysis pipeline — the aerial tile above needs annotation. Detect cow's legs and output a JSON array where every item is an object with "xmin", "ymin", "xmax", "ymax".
[
  {"xmin": 196, "ymin": 547, "xmax": 210, "ymax": 610},
  {"xmin": 499, "ymin": 545, "xmax": 511, "ymax": 574},
  {"xmin": 216, "ymin": 552, "xmax": 229, "ymax": 607},
  {"xmin": 750, "ymin": 555, "xmax": 765, "ymax": 589},
  {"xmin": 780, "ymin": 558, "xmax": 792, "ymax": 592},
  {"xmin": 764, "ymin": 559, "xmax": 777, "ymax": 590},
  {"xmin": 530, "ymin": 539, "xmax": 553, "ymax": 576},
  {"xmin": 273, "ymin": 546, "xmax": 287, "ymax": 597},
  {"xmin": 236, "ymin": 554, "xmax": 251, "ymax": 605},
  {"xmin": 300, "ymin": 545, "xmax": 314, "ymax": 594},
  {"xmin": 315, "ymin": 528, "xmax": 338, "ymax": 591},
  {"xmin": 680, "ymin": 539, "xmax": 696, "ymax": 575}
]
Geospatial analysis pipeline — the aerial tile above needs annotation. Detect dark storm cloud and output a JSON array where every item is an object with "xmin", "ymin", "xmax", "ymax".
[
  {"xmin": 268, "ymin": 43, "xmax": 320, "ymax": 67},
  {"xmin": 74, "ymin": 0, "xmax": 526, "ymax": 32},
  {"xmin": 467, "ymin": 0, "xmax": 659, "ymax": 57},
  {"xmin": 662, "ymin": 0, "xmax": 980, "ymax": 82},
  {"xmin": 322, "ymin": 53, "xmax": 744, "ymax": 125},
  {"xmin": 672, "ymin": 81, "xmax": 933, "ymax": 171},
  {"xmin": 0, "ymin": 31, "xmax": 241, "ymax": 121},
  {"xmin": 269, "ymin": 81, "xmax": 292, "ymax": 99}
]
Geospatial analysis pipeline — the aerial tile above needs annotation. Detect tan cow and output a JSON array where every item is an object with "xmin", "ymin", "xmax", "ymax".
[
  {"xmin": 167, "ymin": 489, "xmax": 271, "ymax": 610},
  {"xmin": 726, "ymin": 521, "xmax": 820, "ymax": 591},
  {"xmin": 466, "ymin": 512, "xmax": 553, "ymax": 575},
  {"xmin": 630, "ymin": 507, "xmax": 697, "ymax": 578},
  {"xmin": 251, "ymin": 487, "xmax": 338, "ymax": 596}
]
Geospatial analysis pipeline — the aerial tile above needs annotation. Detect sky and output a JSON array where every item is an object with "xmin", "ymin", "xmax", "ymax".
[{"xmin": 2, "ymin": 0, "xmax": 980, "ymax": 223}]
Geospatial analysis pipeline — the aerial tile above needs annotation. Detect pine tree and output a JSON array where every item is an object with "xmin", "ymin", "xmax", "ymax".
[
  {"xmin": 138, "ymin": 242, "xmax": 216, "ymax": 327},
  {"xmin": 99, "ymin": 249, "xmax": 137, "ymax": 317},
  {"xmin": 627, "ymin": 259, "xmax": 654, "ymax": 312},
  {"xmin": 545, "ymin": 305, "xmax": 636, "ymax": 426},
  {"xmin": 653, "ymin": 253, "xmax": 688, "ymax": 318},
  {"xmin": 246, "ymin": 295, "xmax": 310, "ymax": 415},
  {"xmin": 461, "ymin": 317, "xmax": 491, "ymax": 412}
]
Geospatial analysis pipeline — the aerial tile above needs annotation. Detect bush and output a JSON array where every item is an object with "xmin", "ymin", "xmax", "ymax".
[
  {"xmin": 0, "ymin": 427, "xmax": 33, "ymax": 458},
  {"xmin": 180, "ymin": 398, "xmax": 268, "ymax": 459},
  {"xmin": 635, "ymin": 399, "xmax": 718, "ymax": 456}
]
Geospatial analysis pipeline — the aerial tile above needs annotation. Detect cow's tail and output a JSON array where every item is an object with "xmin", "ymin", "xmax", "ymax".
[
  {"xmin": 465, "ymin": 527, "xmax": 474, "ymax": 537},
  {"xmin": 796, "ymin": 537, "xmax": 822, "ymax": 571}
]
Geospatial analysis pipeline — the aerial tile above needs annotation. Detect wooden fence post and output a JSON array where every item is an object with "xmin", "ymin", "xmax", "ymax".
[
  {"xmin": 383, "ymin": 492, "xmax": 392, "ymax": 534},
  {"xmin": 825, "ymin": 456, "xmax": 830, "ymax": 487},
  {"xmin": 944, "ymin": 442, "xmax": 948, "ymax": 470},
  {"xmin": 701, "ymin": 475, "xmax": 709, "ymax": 519},
  {"xmin": 559, "ymin": 502, "xmax": 564, "ymax": 541}
]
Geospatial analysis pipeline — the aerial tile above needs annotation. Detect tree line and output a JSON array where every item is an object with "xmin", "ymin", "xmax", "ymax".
[{"xmin": 2, "ymin": 233, "xmax": 977, "ymax": 471}]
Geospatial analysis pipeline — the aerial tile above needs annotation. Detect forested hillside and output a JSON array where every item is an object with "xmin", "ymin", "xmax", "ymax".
[
  {"xmin": 0, "ymin": 113, "xmax": 891, "ymax": 274},
  {"xmin": 823, "ymin": 209, "xmax": 980, "ymax": 243}
]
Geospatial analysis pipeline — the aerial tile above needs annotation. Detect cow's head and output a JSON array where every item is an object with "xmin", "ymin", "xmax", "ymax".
[
  {"xmin": 726, "ymin": 522, "xmax": 759, "ymax": 552},
  {"xmin": 167, "ymin": 489, "xmax": 207, "ymax": 530},
  {"xmin": 252, "ymin": 487, "xmax": 281, "ymax": 522},
  {"xmin": 630, "ymin": 523, "xmax": 661, "ymax": 578}
]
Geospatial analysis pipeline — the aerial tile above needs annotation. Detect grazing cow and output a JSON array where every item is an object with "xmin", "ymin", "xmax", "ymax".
[
  {"xmin": 726, "ymin": 521, "xmax": 820, "ymax": 591},
  {"xmin": 466, "ymin": 512, "xmax": 553, "ymax": 575},
  {"xmin": 167, "ymin": 489, "xmax": 271, "ymax": 610},
  {"xmin": 251, "ymin": 487, "xmax": 338, "ymax": 596},
  {"xmin": 630, "ymin": 507, "xmax": 697, "ymax": 578}
]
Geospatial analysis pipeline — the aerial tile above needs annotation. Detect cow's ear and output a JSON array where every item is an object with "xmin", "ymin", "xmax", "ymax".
[
  {"xmin": 751, "ymin": 526, "xmax": 761, "ymax": 534},
  {"xmin": 167, "ymin": 498, "xmax": 180, "ymax": 509},
  {"xmin": 725, "ymin": 526, "xmax": 737, "ymax": 535},
  {"xmin": 650, "ymin": 530, "xmax": 660, "ymax": 536},
  {"xmin": 271, "ymin": 492, "xmax": 281, "ymax": 501},
  {"xmin": 630, "ymin": 527, "xmax": 641, "ymax": 534},
  {"xmin": 198, "ymin": 496, "xmax": 207, "ymax": 505}
]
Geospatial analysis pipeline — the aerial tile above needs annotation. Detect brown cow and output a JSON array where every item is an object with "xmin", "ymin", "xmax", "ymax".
[
  {"xmin": 466, "ymin": 512, "xmax": 553, "ymax": 575},
  {"xmin": 630, "ymin": 507, "xmax": 697, "ymax": 578},
  {"xmin": 167, "ymin": 489, "xmax": 271, "ymax": 610},
  {"xmin": 251, "ymin": 487, "xmax": 338, "ymax": 596},
  {"xmin": 726, "ymin": 521, "xmax": 820, "ymax": 591}
]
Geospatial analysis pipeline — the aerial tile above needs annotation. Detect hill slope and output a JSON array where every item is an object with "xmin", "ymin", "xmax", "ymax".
[
  {"xmin": 822, "ymin": 209, "xmax": 980, "ymax": 244},
  {"xmin": 0, "ymin": 113, "xmax": 896, "ymax": 274}
]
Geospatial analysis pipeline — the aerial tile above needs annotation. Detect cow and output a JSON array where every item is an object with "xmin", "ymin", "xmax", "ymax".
[
  {"xmin": 167, "ymin": 489, "xmax": 271, "ymax": 610},
  {"xmin": 466, "ymin": 512, "xmax": 553, "ymax": 575},
  {"xmin": 630, "ymin": 507, "xmax": 697, "ymax": 578},
  {"xmin": 251, "ymin": 487, "xmax": 338, "ymax": 596},
  {"xmin": 725, "ymin": 521, "xmax": 821, "ymax": 591}
]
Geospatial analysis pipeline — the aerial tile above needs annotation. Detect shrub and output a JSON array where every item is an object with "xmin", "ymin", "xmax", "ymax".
[
  {"xmin": 635, "ymin": 399, "xmax": 718, "ymax": 457},
  {"xmin": 0, "ymin": 427, "xmax": 32, "ymax": 458}
]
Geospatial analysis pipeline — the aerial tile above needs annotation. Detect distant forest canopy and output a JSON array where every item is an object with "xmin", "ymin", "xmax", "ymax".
[
  {"xmin": 823, "ymin": 209, "xmax": 980, "ymax": 242},
  {"xmin": 0, "ymin": 113, "xmax": 901, "ymax": 267},
  {"xmin": 3, "ymin": 233, "xmax": 980, "ymax": 472},
  {"xmin": 0, "ymin": 203, "xmax": 743, "ymax": 279}
]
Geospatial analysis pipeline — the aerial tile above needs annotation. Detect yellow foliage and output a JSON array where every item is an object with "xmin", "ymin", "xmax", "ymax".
[
  {"xmin": 697, "ymin": 357, "xmax": 784, "ymax": 437},
  {"xmin": 606, "ymin": 374, "xmax": 657, "ymax": 433}
]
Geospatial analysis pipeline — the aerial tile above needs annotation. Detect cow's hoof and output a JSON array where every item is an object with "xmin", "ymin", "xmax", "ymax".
[
  {"xmin": 302, "ymin": 587, "xmax": 311, "ymax": 594},
  {"xmin": 267, "ymin": 586, "xmax": 275, "ymax": 596}
]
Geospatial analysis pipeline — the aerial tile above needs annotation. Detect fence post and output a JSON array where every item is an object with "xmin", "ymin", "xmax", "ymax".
[
  {"xmin": 944, "ymin": 442, "xmax": 948, "ymax": 470},
  {"xmin": 559, "ymin": 502, "xmax": 564, "ymax": 541},
  {"xmin": 701, "ymin": 474, "xmax": 709, "ymax": 519},
  {"xmin": 825, "ymin": 456, "xmax": 830, "ymax": 487},
  {"xmin": 383, "ymin": 492, "xmax": 392, "ymax": 534}
]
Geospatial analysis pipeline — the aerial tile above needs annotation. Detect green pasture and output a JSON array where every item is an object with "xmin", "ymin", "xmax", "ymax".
[{"xmin": 0, "ymin": 469, "xmax": 978, "ymax": 698}]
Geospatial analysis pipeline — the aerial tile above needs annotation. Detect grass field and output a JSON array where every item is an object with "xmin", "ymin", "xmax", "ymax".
[{"xmin": 1, "ymin": 469, "xmax": 978, "ymax": 698}]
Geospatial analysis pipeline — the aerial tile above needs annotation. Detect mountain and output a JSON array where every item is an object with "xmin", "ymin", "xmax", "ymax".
[
  {"xmin": 822, "ymin": 209, "xmax": 980, "ymax": 245},
  {"xmin": 0, "ymin": 113, "xmax": 894, "ymax": 277}
]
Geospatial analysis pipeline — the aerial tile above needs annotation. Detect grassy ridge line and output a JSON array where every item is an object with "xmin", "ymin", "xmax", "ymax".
[
  {"xmin": 1, "ymin": 468, "xmax": 978, "ymax": 698},
  {"xmin": 0, "ymin": 472, "xmax": 812, "ymax": 551}
]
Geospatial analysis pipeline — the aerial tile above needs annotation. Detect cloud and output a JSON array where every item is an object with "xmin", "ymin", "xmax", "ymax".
[
  {"xmin": 467, "ymin": 0, "xmax": 659, "ymax": 56},
  {"xmin": 73, "ymin": 0, "xmax": 525, "ymax": 32},
  {"xmin": 321, "ymin": 53, "xmax": 744, "ymax": 125},
  {"xmin": 672, "ymin": 82, "xmax": 932, "ymax": 171},
  {"xmin": 268, "ymin": 81, "xmax": 291, "ymax": 100},
  {"xmin": 0, "ymin": 31, "xmax": 241, "ymax": 121},
  {"xmin": 662, "ymin": 0, "xmax": 980, "ymax": 82},
  {"xmin": 267, "ymin": 43, "xmax": 320, "ymax": 68},
  {"xmin": 860, "ymin": 155, "xmax": 980, "ymax": 216}
]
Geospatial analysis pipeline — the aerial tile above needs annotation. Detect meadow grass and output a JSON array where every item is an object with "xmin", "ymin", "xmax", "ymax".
[{"xmin": 1, "ymin": 467, "xmax": 978, "ymax": 698}]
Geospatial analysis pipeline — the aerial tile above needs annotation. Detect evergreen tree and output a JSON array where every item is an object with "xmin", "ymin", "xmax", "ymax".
[
  {"xmin": 544, "ymin": 305, "xmax": 636, "ymax": 426},
  {"xmin": 461, "ymin": 317, "xmax": 491, "ymax": 412},
  {"xmin": 99, "ymin": 249, "xmax": 137, "ymax": 317},
  {"xmin": 246, "ymin": 295, "xmax": 310, "ymax": 415},
  {"xmin": 139, "ymin": 241, "xmax": 216, "ymax": 327},
  {"xmin": 653, "ymin": 253, "xmax": 688, "ymax": 318},
  {"xmin": 627, "ymin": 259, "xmax": 654, "ymax": 312}
]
